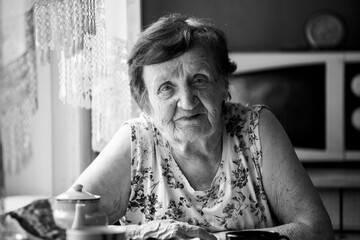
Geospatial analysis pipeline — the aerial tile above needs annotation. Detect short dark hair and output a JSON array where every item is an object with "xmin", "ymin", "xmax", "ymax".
[{"xmin": 128, "ymin": 13, "xmax": 237, "ymax": 110}]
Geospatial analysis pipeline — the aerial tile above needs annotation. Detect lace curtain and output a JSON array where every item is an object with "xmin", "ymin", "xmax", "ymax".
[
  {"xmin": 34, "ymin": 0, "xmax": 134, "ymax": 152},
  {"xmin": 0, "ymin": 0, "xmax": 135, "ymax": 176},
  {"xmin": 0, "ymin": 0, "xmax": 37, "ymax": 174}
]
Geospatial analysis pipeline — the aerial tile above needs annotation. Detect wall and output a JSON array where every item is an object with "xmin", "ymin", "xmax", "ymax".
[
  {"xmin": 142, "ymin": 0, "xmax": 360, "ymax": 51},
  {"xmin": 5, "ymin": 56, "xmax": 53, "ymax": 196},
  {"xmin": 5, "ymin": 52, "xmax": 92, "ymax": 197}
]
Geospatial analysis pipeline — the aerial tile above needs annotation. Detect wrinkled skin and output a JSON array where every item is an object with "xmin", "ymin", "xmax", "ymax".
[
  {"xmin": 123, "ymin": 220, "xmax": 217, "ymax": 240},
  {"xmin": 142, "ymin": 45, "xmax": 228, "ymax": 149}
]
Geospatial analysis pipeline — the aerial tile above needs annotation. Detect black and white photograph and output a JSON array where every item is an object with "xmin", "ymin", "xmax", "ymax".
[{"xmin": 1, "ymin": 1, "xmax": 360, "ymax": 239}]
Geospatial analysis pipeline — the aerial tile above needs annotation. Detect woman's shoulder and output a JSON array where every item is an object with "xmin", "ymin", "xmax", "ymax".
[
  {"xmin": 124, "ymin": 113, "xmax": 154, "ymax": 131},
  {"xmin": 223, "ymin": 102, "xmax": 267, "ymax": 124},
  {"xmin": 123, "ymin": 113, "xmax": 159, "ymax": 147}
]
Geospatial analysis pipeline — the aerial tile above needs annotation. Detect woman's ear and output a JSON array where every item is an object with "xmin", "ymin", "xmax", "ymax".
[
  {"xmin": 138, "ymin": 89, "xmax": 151, "ymax": 114},
  {"xmin": 222, "ymin": 87, "xmax": 231, "ymax": 102},
  {"xmin": 219, "ymin": 76, "xmax": 230, "ymax": 101},
  {"xmin": 222, "ymin": 90, "xmax": 227, "ymax": 101},
  {"xmin": 225, "ymin": 91, "xmax": 231, "ymax": 102}
]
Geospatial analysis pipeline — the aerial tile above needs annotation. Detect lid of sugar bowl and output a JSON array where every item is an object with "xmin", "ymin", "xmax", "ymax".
[{"xmin": 56, "ymin": 183, "xmax": 100, "ymax": 202}]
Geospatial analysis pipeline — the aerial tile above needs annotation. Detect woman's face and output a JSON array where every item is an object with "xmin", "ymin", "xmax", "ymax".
[{"xmin": 142, "ymin": 46, "xmax": 227, "ymax": 145}]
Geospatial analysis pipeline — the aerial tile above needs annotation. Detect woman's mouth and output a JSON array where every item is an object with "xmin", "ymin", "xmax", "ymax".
[{"xmin": 177, "ymin": 114, "xmax": 204, "ymax": 121}]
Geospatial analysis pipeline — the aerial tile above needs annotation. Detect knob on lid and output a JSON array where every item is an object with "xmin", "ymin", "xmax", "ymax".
[{"xmin": 56, "ymin": 183, "xmax": 100, "ymax": 201}]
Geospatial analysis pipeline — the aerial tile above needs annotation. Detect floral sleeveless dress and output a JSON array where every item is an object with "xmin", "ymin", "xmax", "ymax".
[{"xmin": 121, "ymin": 102, "xmax": 274, "ymax": 232}]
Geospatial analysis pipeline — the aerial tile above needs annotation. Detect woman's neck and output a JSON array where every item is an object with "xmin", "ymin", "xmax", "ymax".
[
  {"xmin": 170, "ymin": 126, "xmax": 222, "ymax": 159},
  {"xmin": 169, "ymin": 129, "xmax": 223, "ymax": 191}
]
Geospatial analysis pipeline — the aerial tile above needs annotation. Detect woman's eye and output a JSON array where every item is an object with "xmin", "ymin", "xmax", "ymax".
[
  {"xmin": 193, "ymin": 74, "xmax": 208, "ymax": 85},
  {"xmin": 160, "ymin": 85, "xmax": 170, "ymax": 92},
  {"xmin": 158, "ymin": 83, "xmax": 173, "ymax": 94}
]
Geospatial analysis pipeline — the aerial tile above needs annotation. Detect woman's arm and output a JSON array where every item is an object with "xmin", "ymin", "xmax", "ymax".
[
  {"xmin": 72, "ymin": 124, "xmax": 132, "ymax": 224},
  {"xmin": 120, "ymin": 220, "xmax": 217, "ymax": 240},
  {"xmin": 259, "ymin": 108, "xmax": 335, "ymax": 240}
]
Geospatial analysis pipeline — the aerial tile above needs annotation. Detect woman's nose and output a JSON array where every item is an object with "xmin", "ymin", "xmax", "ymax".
[{"xmin": 177, "ymin": 87, "xmax": 199, "ymax": 110}]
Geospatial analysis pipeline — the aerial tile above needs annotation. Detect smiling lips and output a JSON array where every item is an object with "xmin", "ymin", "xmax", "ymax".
[{"xmin": 174, "ymin": 113, "xmax": 205, "ymax": 121}]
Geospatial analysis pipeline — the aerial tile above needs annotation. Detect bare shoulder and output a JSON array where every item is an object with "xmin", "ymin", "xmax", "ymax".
[
  {"xmin": 96, "ymin": 123, "xmax": 132, "ymax": 161},
  {"xmin": 258, "ymin": 108, "xmax": 333, "ymax": 234},
  {"xmin": 77, "ymin": 123, "xmax": 132, "ymax": 182},
  {"xmin": 74, "ymin": 123, "xmax": 132, "ymax": 223},
  {"xmin": 258, "ymin": 107, "xmax": 292, "ymax": 150},
  {"xmin": 257, "ymin": 107, "xmax": 300, "ymax": 168},
  {"xmin": 258, "ymin": 107, "xmax": 308, "ymax": 193}
]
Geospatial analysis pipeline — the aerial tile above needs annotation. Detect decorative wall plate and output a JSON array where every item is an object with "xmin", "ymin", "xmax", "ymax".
[{"xmin": 305, "ymin": 11, "xmax": 346, "ymax": 49}]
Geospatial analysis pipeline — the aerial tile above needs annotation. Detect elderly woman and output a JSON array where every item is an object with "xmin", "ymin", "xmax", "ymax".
[{"xmin": 74, "ymin": 14, "xmax": 334, "ymax": 240}]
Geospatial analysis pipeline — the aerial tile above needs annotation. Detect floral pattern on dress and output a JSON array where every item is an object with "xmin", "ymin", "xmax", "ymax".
[
  {"xmin": 195, "ymin": 173, "xmax": 226, "ymax": 215},
  {"xmin": 164, "ymin": 197, "xmax": 192, "ymax": 219},
  {"xmin": 161, "ymin": 156, "xmax": 185, "ymax": 189},
  {"xmin": 121, "ymin": 103, "xmax": 274, "ymax": 231},
  {"xmin": 230, "ymin": 158, "xmax": 249, "ymax": 188}
]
